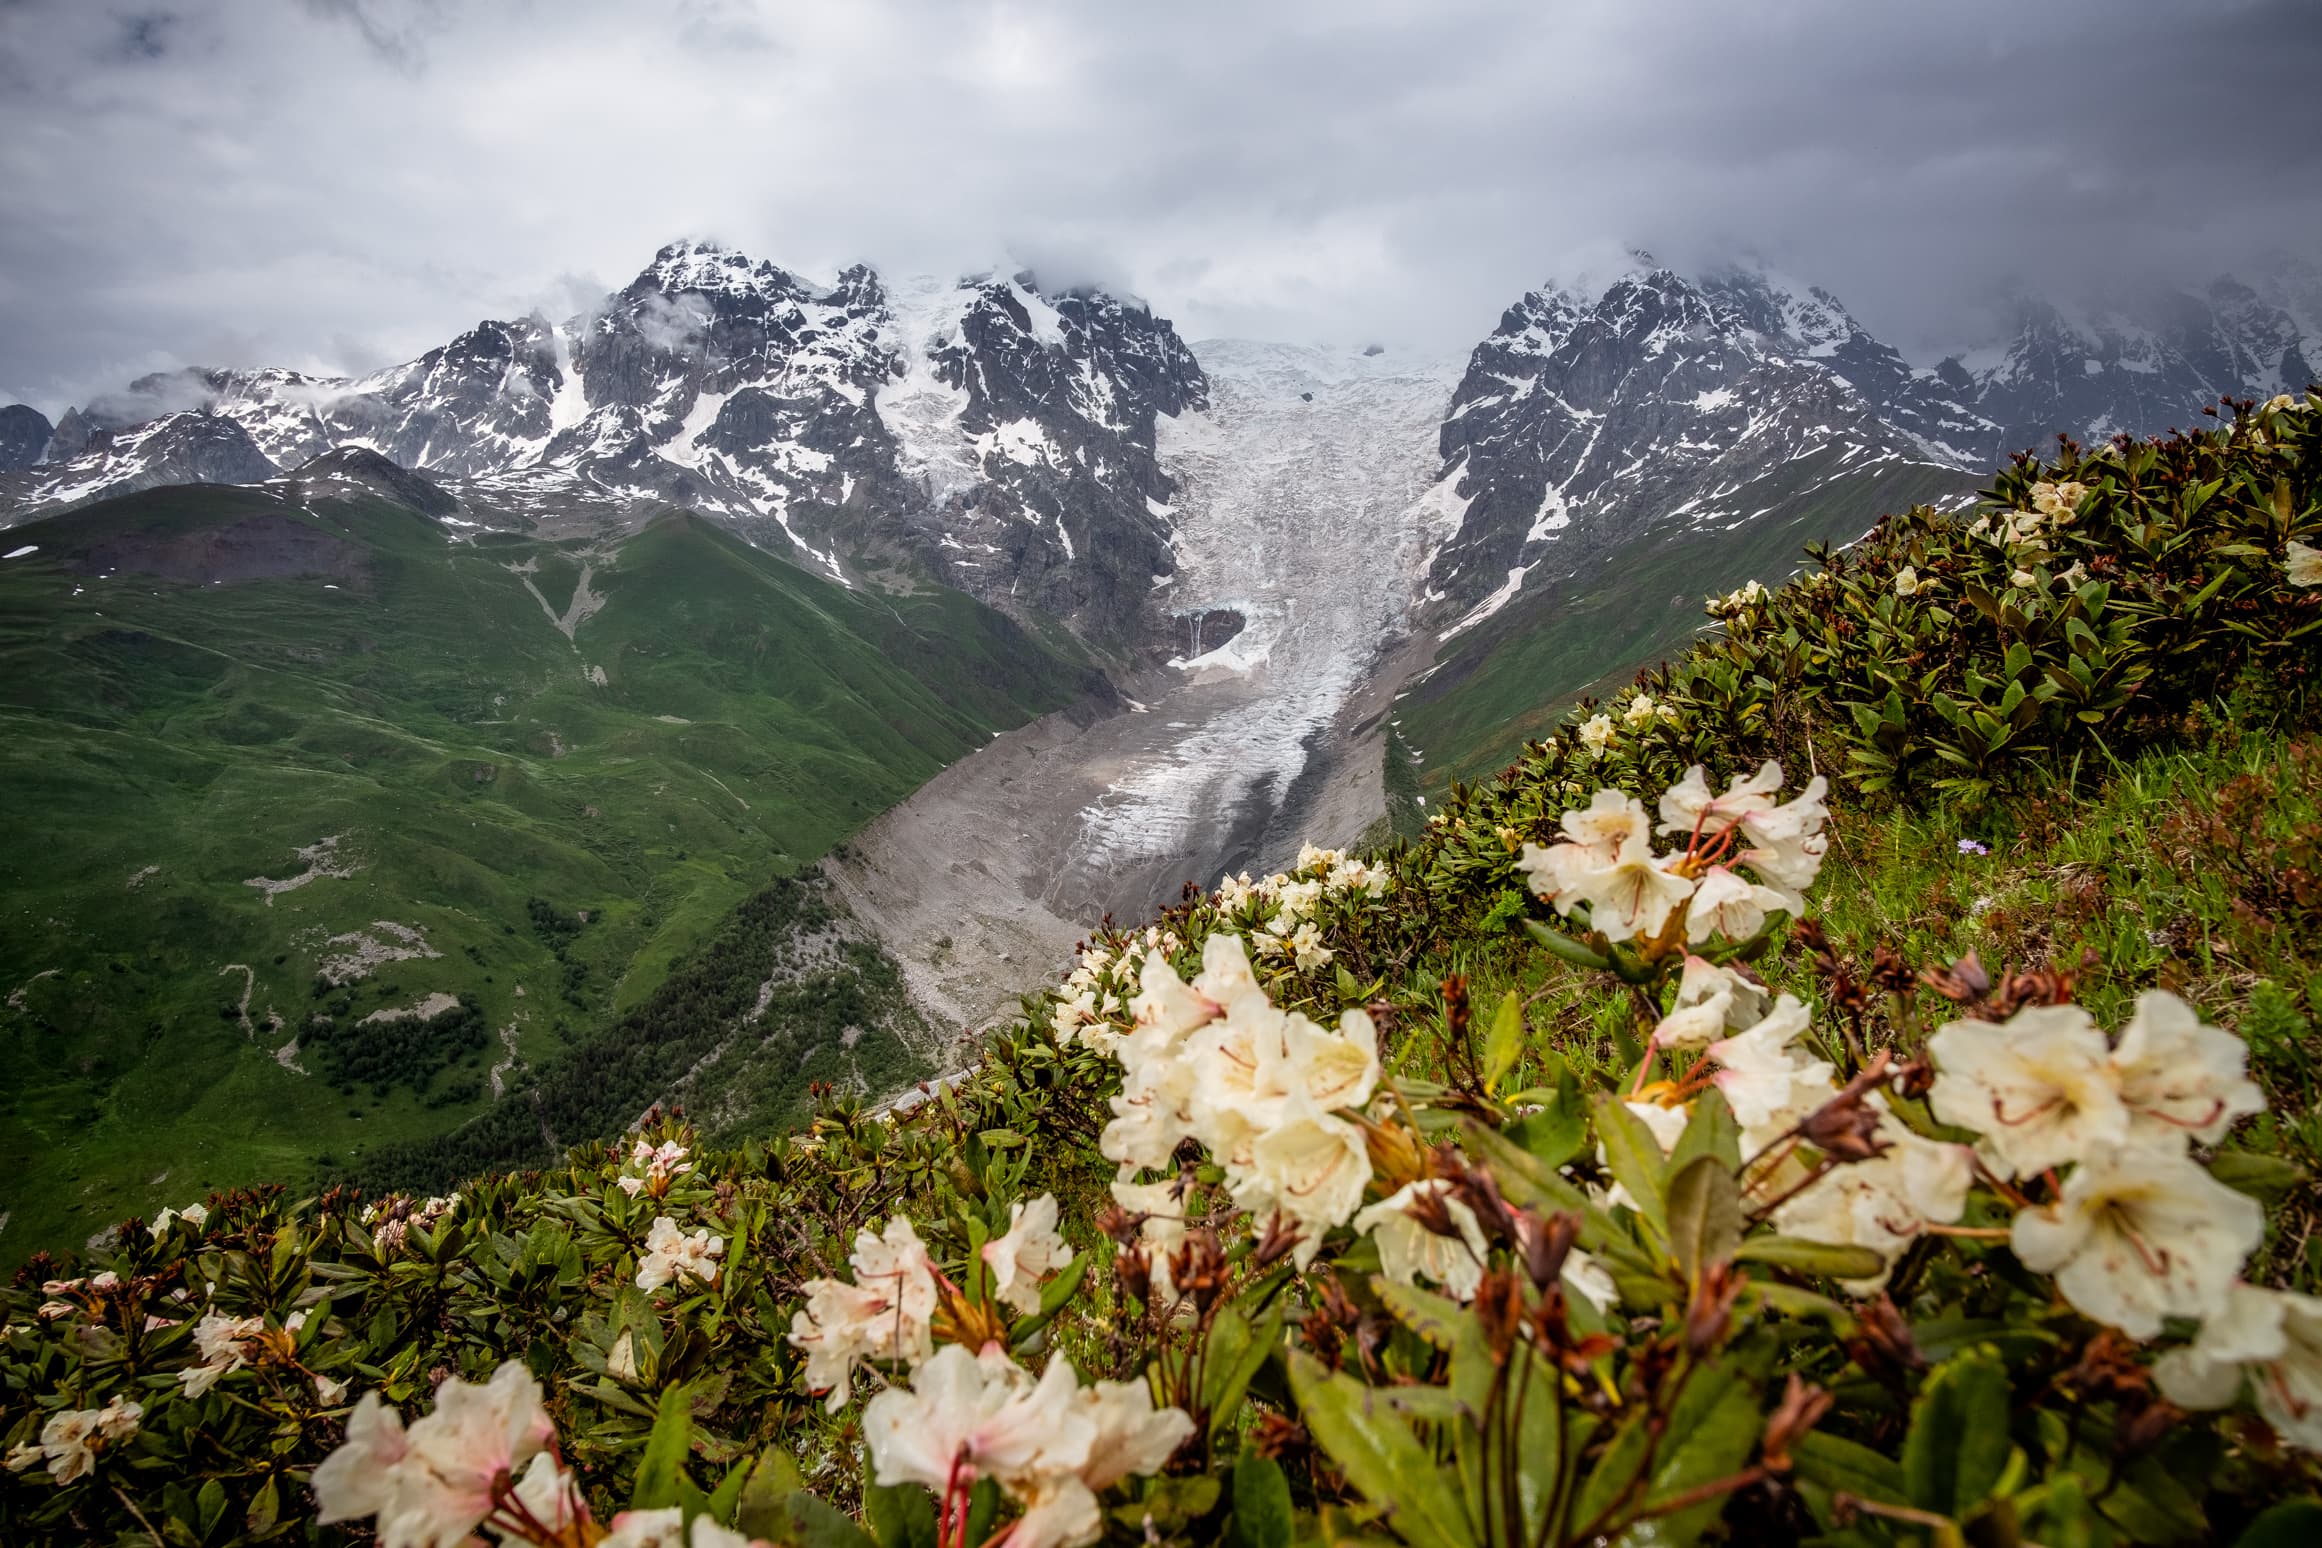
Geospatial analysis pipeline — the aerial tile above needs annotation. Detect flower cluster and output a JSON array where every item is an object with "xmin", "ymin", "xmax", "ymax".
[
  {"xmin": 635, "ymin": 1216, "xmax": 723, "ymax": 1293},
  {"xmin": 617, "ymin": 1138, "xmax": 695, "ymax": 1199},
  {"xmin": 1102, "ymin": 934, "xmax": 1379, "ymax": 1263},
  {"xmin": 866, "ymin": 1344, "xmax": 1192, "ymax": 1548},
  {"xmin": 312, "ymin": 1362, "xmax": 764, "ymax": 1547},
  {"xmin": 1517, "ymin": 761, "xmax": 1828, "ymax": 946},
  {"xmin": 787, "ymin": 1215, "xmax": 940, "ymax": 1410},
  {"xmin": 149, "ymin": 1200, "xmax": 209, "ymax": 1234},
  {"xmin": 1928, "ymin": 994, "xmax": 2272, "ymax": 1331},
  {"xmin": 1965, "ymin": 478, "xmax": 2091, "ymax": 589},
  {"xmin": 361, "ymin": 1192, "xmax": 460, "ymax": 1256},
  {"xmin": 4, "ymin": 1395, "xmax": 139, "ymax": 1485},
  {"xmin": 1704, "ymin": 578, "xmax": 1768, "ymax": 619},
  {"xmin": 179, "ymin": 1308, "xmax": 305, "ymax": 1396}
]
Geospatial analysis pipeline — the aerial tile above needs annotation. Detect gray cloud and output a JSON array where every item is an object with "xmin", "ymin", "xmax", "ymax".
[{"xmin": 1, "ymin": 0, "xmax": 2317, "ymax": 415}]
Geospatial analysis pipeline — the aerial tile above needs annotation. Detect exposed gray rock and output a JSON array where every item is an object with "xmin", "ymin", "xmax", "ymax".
[{"xmin": 0, "ymin": 404, "xmax": 49, "ymax": 471}]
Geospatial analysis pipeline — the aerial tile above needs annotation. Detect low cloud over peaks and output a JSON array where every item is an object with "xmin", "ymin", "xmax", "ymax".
[{"xmin": 1, "ymin": 0, "xmax": 2317, "ymax": 412}]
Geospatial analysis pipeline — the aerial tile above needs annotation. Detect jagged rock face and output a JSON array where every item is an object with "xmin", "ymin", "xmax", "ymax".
[
  {"xmin": 1966, "ymin": 277, "xmax": 2320, "ymax": 456},
  {"xmin": 902, "ymin": 276, "xmax": 1208, "ymax": 633},
  {"xmin": 1700, "ymin": 269, "xmax": 2000, "ymax": 466},
  {"xmin": 0, "ymin": 404, "xmax": 49, "ymax": 471},
  {"xmin": 1, "ymin": 241, "xmax": 1206, "ymax": 646},
  {"xmin": 0, "ymin": 412, "xmax": 279, "ymax": 512},
  {"xmin": 1425, "ymin": 263, "xmax": 1932, "ymax": 629}
]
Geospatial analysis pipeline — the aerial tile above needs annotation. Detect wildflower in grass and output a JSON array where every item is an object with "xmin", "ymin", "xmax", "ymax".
[
  {"xmin": 1355, "ymin": 1178, "xmax": 1489, "ymax": 1300},
  {"xmin": 2288, "ymin": 540, "xmax": 2322, "ymax": 587},
  {"xmin": 983, "ymin": 1193, "xmax": 1073, "ymax": 1315},
  {"xmin": 635, "ymin": 1216, "xmax": 723, "ymax": 1292},
  {"xmin": 1578, "ymin": 712, "xmax": 1615, "ymax": 757},
  {"xmin": 1957, "ymin": 838, "xmax": 1990, "ymax": 856},
  {"xmin": 2009, "ymin": 1143, "xmax": 2262, "ymax": 1338},
  {"xmin": 1927, "ymin": 1003, "xmax": 2129, "ymax": 1178},
  {"xmin": 2109, "ymin": 991, "xmax": 2265, "ymax": 1149}
]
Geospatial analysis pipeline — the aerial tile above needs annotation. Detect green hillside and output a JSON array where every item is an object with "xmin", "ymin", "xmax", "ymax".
[
  {"xmin": 0, "ymin": 485, "xmax": 1097, "ymax": 1257},
  {"xmin": 1398, "ymin": 455, "xmax": 1978, "ymax": 785}
]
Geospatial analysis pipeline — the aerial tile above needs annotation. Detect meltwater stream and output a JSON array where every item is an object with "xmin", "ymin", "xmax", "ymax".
[{"xmin": 825, "ymin": 341, "xmax": 1460, "ymax": 1043}]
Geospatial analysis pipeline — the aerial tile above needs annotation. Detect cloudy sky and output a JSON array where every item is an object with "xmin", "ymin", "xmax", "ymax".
[{"xmin": 1, "ymin": 0, "xmax": 2317, "ymax": 413}]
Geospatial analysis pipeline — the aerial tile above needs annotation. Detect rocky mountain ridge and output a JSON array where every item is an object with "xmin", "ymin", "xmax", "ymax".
[
  {"xmin": 0, "ymin": 241, "xmax": 1209, "ymax": 647},
  {"xmin": 1414, "ymin": 250, "xmax": 2322, "ymax": 631}
]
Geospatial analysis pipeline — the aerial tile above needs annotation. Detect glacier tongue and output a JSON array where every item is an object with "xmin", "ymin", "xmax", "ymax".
[
  {"xmin": 1074, "ymin": 341, "xmax": 1461, "ymax": 873},
  {"xmin": 823, "ymin": 339, "xmax": 1458, "ymax": 1042}
]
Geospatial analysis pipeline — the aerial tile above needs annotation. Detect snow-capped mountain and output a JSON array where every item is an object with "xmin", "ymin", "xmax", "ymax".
[
  {"xmin": 0, "ymin": 241, "xmax": 1207, "ymax": 645},
  {"xmin": 0, "ymin": 404, "xmax": 48, "ymax": 471},
  {"xmin": 1421, "ymin": 255, "xmax": 1957, "ymax": 634}
]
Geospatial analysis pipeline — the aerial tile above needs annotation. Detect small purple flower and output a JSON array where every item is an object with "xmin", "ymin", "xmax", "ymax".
[{"xmin": 1957, "ymin": 839, "xmax": 1991, "ymax": 856}]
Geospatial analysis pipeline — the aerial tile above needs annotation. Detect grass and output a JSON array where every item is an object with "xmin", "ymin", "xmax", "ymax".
[
  {"xmin": 0, "ymin": 486, "xmax": 1095, "ymax": 1259},
  {"xmin": 1396, "ymin": 455, "xmax": 1978, "ymax": 786}
]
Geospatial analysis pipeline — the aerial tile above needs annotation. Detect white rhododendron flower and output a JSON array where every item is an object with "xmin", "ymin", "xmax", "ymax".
[
  {"xmin": 1354, "ymin": 1179, "xmax": 1489, "ymax": 1301},
  {"xmin": 11, "ymin": 1394, "xmax": 139, "ymax": 1484},
  {"xmin": 787, "ymin": 1214, "xmax": 941, "ymax": 1410},
  {"xmin": 2286, "ymin": 539, "xmax": 2322, "ymax": 587},
  {"xmin": 2155, "ymin": 1283, "xmax": 2290, "ymax": 1411},
  {"xmin": 1236, "ymin": 1102, "xmax": 1372, "ymax": 1264},
  {"xmin": 177, "ymin": 1311, "xmax": 267, "ymax": 1396},
  {"xmin": 635, "ymin": 1216, "xmax": 723, "ymax": 1292},
  {"xmin": 312, "ymin": 1362, "xmax": 557, "ymax": 1548},
  {"xmin": 1893, "ymin": 565, "xmax": 1929, "ymax": 597},
  {"xmin": 1775, "ymin": 1105, "xmax": 1974, "ymax": 1292},
  {"xmin": 1578, "ymin": 713, "xmax": 1615, "ymax": 756},
  {"xmin": 982, "ymin": 1193, "xmax": 1074, "ymax": 1315},
  {"xmin": 867, "ymin": 1344, "xmax": 1190, "ymax": 1548},
  {"xmin": 2008, "ymin": 1144, "xmax": 2264, "ymax": 1339},
  {"xmin": 2108, "ymin": 991, "xmax": 2265, "ymax": 1147},
  {"xmin": 1560, "ymin": 836, "xmax": 1695, "ymax": 943},
  {"xmin": 1109, "ymin": 1177, "xmax": 1189, "ymax": 1302},
  {"xmin": 1685, "ymin": 864, "xmax": 1791, "ymax": 945},
  {"xmin": 2030, "ymin": 480, "xmax": 2086, "ymax": 519},
  {"xmin": 1927, "ymin": 1004, "xmax": 2129, "ymax": 1178}
]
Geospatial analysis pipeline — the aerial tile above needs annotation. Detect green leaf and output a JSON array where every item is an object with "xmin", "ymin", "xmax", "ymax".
[
  {"xmin": 1733, "ymin": 1236, "xmax": 1888, "ymax": 1280},
  {"xmin": 1203, "ymin": 1304, "xmax": 1282, "ymax": 1440},
  {"xmin": 767, "ymin": 1492, "xmax": 879, "ymax": 1548},
  {"xmin": 1483, "ymin": 990, "xmax": 1524, "ymax": 1094},
  {"xmin": 865, "ymin": 1482, "xmax": 940, "ymax": 1548},
  {"xmin": 197, "ymin": 1479, "xmax": 229, "ymax": 1540},
  {"xmin": 1231, "ymin": 1449, "xmax": 1296, "ymax": 1548},
  {"xmin": 2234, "ymin": 1499, "xmax": 2322, "ymax": 1548},
  {"xmin": 1010, "ymin": 1253, "xmax": 1091, "ymax": 1351},
  {"xmin": 1286, "ymin": 1349, "xmax": 1478, "ymax": 1548},
  {"xmin": 1664, "ymin": 1155, "xmax": 1743, "ymax": 1284},
  {"xmin": 1594, "ymin": 1093, "xmax": 1670, "ymax": 1236},
  {"xmin": 1793, "ymin": 1430, "xmax": 1909, "ymax": 1509},
  {"xmin": 2209, "ymin": 1150, "xmax": 2310, "ymax": 1203},
  {"xmin": 1903, "ymin": 1350, "xmax": 2013, "ymax": 1517},
  {"xmin": 631, "ymin": 1383, "xmax": 694, "ymax": 1510},
  {"xmin": 1669, "ymin": 1086, "xmax": 1741, "ymax": 1176},
  {"xmin": 1521, "ymin": 917, "xmax": 1612, "ymax": 972},
  {"xmin": 243, "ymin": 1475, "xmax": 281, "ymax": 1536},
  {"xmin": 1337, "ymin": 962, "xmax": 1365, "ymax": 1002},
  {"xmin": 1506, "ymin": 1060, "xmax": 1588, "ymax": 1171}
]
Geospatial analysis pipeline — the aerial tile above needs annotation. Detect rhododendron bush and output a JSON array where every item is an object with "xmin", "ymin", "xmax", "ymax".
[{"xmin": 6, "ymin": 401, "xmax": 2322, "ymax": 1546}]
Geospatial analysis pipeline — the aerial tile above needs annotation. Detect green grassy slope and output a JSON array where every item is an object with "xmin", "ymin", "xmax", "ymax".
[
  {"xmin": 0, "ymin": 487, "xmax": 1095, "ymax": 1256},
  {"xmin": 1397, "ymin": 455, "xmax": 1978, "ymax": 786}
]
